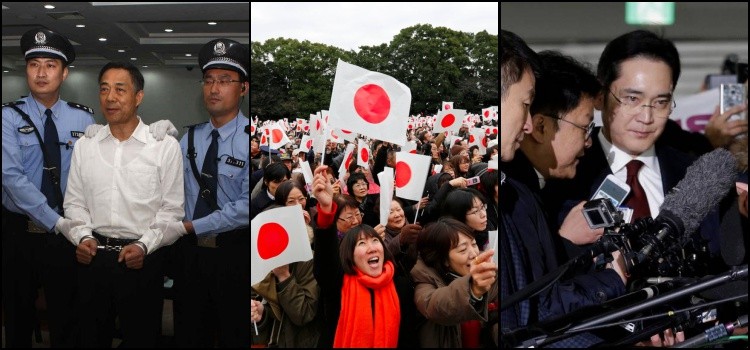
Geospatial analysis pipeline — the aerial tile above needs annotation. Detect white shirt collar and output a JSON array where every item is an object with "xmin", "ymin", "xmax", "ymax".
[
  {"xmin": 97, "ymin": 116, "xmax": 149, "ymax": 144},
  {"xmin": 534, "ymin": 167, "xmax": 546, "ymax": 189},
  {"xmin": 597, "ymin": 130, "xmax": 658, "ymax": 174}
]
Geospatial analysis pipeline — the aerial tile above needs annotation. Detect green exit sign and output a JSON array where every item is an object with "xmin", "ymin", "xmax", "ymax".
[{"xmin": 626, "ymin": 2, "xmax": 675, "ymax": 25}]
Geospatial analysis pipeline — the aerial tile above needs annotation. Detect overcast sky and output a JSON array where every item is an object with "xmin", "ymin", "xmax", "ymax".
[{"xmin": 251, "ymin": 2, "xmax": 498, "ymax": 51}]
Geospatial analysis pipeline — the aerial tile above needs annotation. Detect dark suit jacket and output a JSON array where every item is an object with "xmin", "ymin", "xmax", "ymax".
[
  {"xmin": 549, "ymin": 127, "xmax": 720, "ymax": 262},
  {"xmin": 500, "ymin": 172, "xmax": 625, "ymax": 331}
]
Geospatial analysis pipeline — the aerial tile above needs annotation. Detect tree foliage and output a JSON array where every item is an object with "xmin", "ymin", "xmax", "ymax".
[{"xmin": 251, "ymin": 24, "xmax": 498, "ymax": 121}]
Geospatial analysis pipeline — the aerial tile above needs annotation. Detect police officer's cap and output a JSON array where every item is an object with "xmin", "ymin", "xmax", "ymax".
[
  {"xmin": 21, "ymin": 28, "xmax": 75, "ymax": 65},
  {"xmin": 198, "ymin": 38, "xmax": 248, "ymax": 79}
]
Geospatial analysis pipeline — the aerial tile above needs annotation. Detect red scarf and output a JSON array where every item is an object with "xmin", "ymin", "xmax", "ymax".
[{"xmin": 334, "ymin": 261, "xmax": 400, "ymax": 348}]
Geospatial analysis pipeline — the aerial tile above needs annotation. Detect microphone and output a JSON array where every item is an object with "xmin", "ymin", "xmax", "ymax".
[
  {"xmin": 628, "ymin": 148, "xmax": 737, "ymax": 267},
  {"xmin": 673, "ymin": 314, "xmax": 748, "ymax": 348}
]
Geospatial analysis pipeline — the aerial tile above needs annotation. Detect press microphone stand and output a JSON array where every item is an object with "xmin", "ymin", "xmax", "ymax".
[{"xmin": 514, "ymin": 265, "xmax": 747, "ymax": 348}]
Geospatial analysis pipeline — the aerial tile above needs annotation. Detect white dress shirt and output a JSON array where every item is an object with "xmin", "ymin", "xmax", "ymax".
[
  {"xmin": 63, "ymin": 117, "xmax": 184, "ymax": 254},
  {"xmin": 598, "ymin": 132, "xmax": 664, "ymax": 218}
]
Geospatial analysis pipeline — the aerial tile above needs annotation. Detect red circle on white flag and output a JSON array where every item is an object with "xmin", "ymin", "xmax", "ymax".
[
  {"xmin": 264, "ymin": 128, "xmax": 270, "ymax": 136},
  {"xmin": 484, "ymin": 110, "xmax": 490, "ymax": 117},
  {"xmin": 444, "ymin": 104, "xmax": 451, "ymax": 110},
  {"xmin": 260, "ymin": 135, "xmax": 267, "ymax": 145},
  {"xmin": 306, "ymin": 139, "xmax": 313, "ymax": 149},
  {"xmin": 482, "ymin": 136, "xmax": 488, "ymax": 147},
  {"xmin": 353, "ymin": 84, "xmax": 390, "ymax": 124},
  {"xmin": 257, "ymin": 222, "xmax": 289, "ymax": 259},
  {"xmin": 441, "ymin": 114, "xmax": 455, "ymax": 128},
  {"xmin": 469, "ymin": 135, "xmax": 475, "ymax": 143},
  {"xmin": 395, "ymin": 161, "xmax": 411, "ymax": 188},
  {"xmin": 272, "ymin": 129, "xmax": 284, "ymax": 144},
  {"xmin": 360, "ymin": 148, "xmax": 369, "ymax": 163}
]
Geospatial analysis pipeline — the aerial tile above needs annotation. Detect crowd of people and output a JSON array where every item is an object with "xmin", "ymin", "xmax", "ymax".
[{"xmin": 250, "ymin": 111, "xmax": 500, "ymax": 347}]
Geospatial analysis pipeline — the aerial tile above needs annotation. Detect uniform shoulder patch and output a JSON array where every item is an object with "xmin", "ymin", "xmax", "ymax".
[
  {"xmin": 2, "ymin": 101, "xmax": 26, "ymax": 108},
  {"xmin": 67, "ymin": 102, "xmax": 94, "ymax": 115}
]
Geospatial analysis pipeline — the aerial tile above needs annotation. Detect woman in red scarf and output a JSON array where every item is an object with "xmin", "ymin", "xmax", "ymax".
[{"xmin": 311, "ymin": 165, "xmax": 403, "ymax": 348}]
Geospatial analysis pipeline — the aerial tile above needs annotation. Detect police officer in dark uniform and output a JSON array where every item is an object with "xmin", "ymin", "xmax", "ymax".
[
  {"xmin": 2, "ymin": 28, "xmax": 94, "ymax": 347},
  {"xmin": 172, "ymin": 38, "xmax": 250, "ymax": 347}
]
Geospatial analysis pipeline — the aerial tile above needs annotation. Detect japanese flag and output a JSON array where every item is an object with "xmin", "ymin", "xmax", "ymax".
[
  {"xmin": 251, "ymin": 205, "xmax": 313, "ymax": 285},
  {"xmin": 329, "ymin": 59, "xmax": 411, "ymax": 146},
  {"xmin": 402, "ymin": 140, "xmax": 418, "ymax": 154},
  {"xmin": 299, "ymin": 135, "xmax": 314, "ymax": 153},
  {"xmin": 442, "ymin": 101, "xmax": 453, "ymax": 110},
  {"xmin": 377, "ymin": 167, "xmax": 394, "ymax": 226},
  {"xmin": 264, "ymin": 122, "xmax": 291, "ymax": 150},
  {"xmin": 395, "ymin": 152, "xmax": 431, "ymax": 201},
  {"xmin": 487, "ymin": 230, "xmax": 497, "ymax": 264},
  {"xmin": 339, "ymin": 128, "xmax": 357, "ymax": 143},
  {"xmin": 433, "ymin": 108, "xmax": 466, "ymax": 134},
  {"xmin": 357, "ymin": 139, "xmax": 370, "ymax": 169},
  {"xmin": 468, "ymin": 127, "xmax": 487, "ymax": 155},
  {"xmin": 488, "ymin": 154, "xmax": 498, "ymax": 170},
  {"xmin": 338, "ymin": 143, "xmax": 355, "ymax": 183},
  {"xmin": 250, "ymin": 118, "xmax": 257, "ymax": 135}
]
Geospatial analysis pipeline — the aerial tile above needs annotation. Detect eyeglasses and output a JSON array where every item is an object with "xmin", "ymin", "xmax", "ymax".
[
  {"xmin": 467, "ymin": 204, "xmax": 488, "ymax": 216},
  {"xmin": 608, "ymin": 89, "xmax": 676, "ymax": 118},
  {"xmin": 338, "ymin": 211, "xmax": 364, "ymax": 224},
  {"xmin": 542, "ymin": 115, "xmax": 595, "ymax": 140},
  {"xmin": 199, "ymin": 79, "xmax": 242, "ymax": 88}
]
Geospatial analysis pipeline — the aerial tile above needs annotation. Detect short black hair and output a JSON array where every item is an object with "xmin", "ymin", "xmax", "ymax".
[
  {"xmin": 531, "ymin": 51, "xmax": 601, "ymax": 129},
  {"xmin": 339, "ymin": 224, "xmax": 394, "ymax": 275},
  {"xmin": 98, "ymin": 61, "xmax": 145, "ymax": 92},
  {"xmin": 262, "ymin": 162, "xmax": 290, "ymax": 187},
  {"xmin": 273, "ymin": 180, "xmax": 307, "ymax": 207},
  {"xmin": 441, "ymin": 188, "xmax": 486, "ymax": 225},
  {"xmin": 346, "ymin": 172, "xmax": 369, "ymax": 195},
  {"xmin": 501, "ymin": 29, "xmax": 541, "ymax": 102},
  {"xmin": 597, "ymin": 30, "xmax": 681, "ymax": 91},
  {"xmin": 417, "ymin": 217, "xmax": 476, "ymax": 280}
]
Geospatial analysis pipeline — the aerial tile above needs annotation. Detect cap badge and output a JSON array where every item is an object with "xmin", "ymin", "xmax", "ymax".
[
  {"xmin": 213, "ymin": 41, "xmax": 226, "ymax": 56},
  {"xmin": 34, "ymin": 32, "xmax": 47, "ymax": 45}
]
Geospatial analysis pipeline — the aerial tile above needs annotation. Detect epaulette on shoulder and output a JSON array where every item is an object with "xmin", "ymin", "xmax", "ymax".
[
  {"xmin": 2, "ymin": 101, "xmax": 25, "ymax": 108},
  {"xmin": 182, "ymin": 121, "xmax": 209, "ymax": 130},
  {"xmin": 245, "ymin": 124, "xmax": 250, "ymax": 134},
  {"xmin": 67, "ymin": 102, "xmax": 94, "ymax": 115}
]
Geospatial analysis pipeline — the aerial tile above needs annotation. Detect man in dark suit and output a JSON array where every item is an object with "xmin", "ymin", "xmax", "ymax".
[
  {"xmin": 552, "ymin": 30, "xmax": 720, "ymax": 265},
  {"xmin": 551, "ymin": 30, "xmax": 724, "ymax": 346},
  {"xmin": 500, "ymin": 30, "xmax": 627, "ymax": 348}
]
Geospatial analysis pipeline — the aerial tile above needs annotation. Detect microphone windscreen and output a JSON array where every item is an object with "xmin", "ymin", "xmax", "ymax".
[{"xmin": 659, "ymin": 148, "xmax": 737, "ymax": 235}]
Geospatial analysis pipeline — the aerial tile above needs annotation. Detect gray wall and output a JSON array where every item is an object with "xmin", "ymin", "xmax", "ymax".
[{"xmin": 2, "ymin": 67, "xmax": 250, "ymax": 139}]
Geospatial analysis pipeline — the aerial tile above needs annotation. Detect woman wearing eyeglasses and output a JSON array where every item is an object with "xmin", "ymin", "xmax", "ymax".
[{"xmin": 441, "ymin": 188, "xmax": 490, "ymax": 251}]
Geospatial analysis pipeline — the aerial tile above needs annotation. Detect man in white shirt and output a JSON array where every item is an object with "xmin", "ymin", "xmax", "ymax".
[{"xmin": 62, "ymin": 61, "xmax": 185, "ymax": 347}]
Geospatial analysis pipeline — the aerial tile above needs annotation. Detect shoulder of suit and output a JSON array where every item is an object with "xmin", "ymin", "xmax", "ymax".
[
  {"xmin": 2, "ymin": 100, "xmax": 26, "ymax": 108},
  {"xmin": 66, "ymin": 101, "xmax": 94, "ymax": 115},
  {"xmin": 184, "ymin": 121, "xmax": 209, "ymax": 131}
]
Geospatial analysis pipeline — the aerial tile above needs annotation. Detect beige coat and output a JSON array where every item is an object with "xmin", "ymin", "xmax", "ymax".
[{"xmin": 410, "ymin": 258, "xmax": 498, "ymax": 347}]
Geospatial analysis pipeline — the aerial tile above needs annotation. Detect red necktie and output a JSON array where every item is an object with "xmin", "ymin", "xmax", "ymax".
[{"xmin": 624, "ymin": 160, "xmax": 651, "ymax": 222}]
